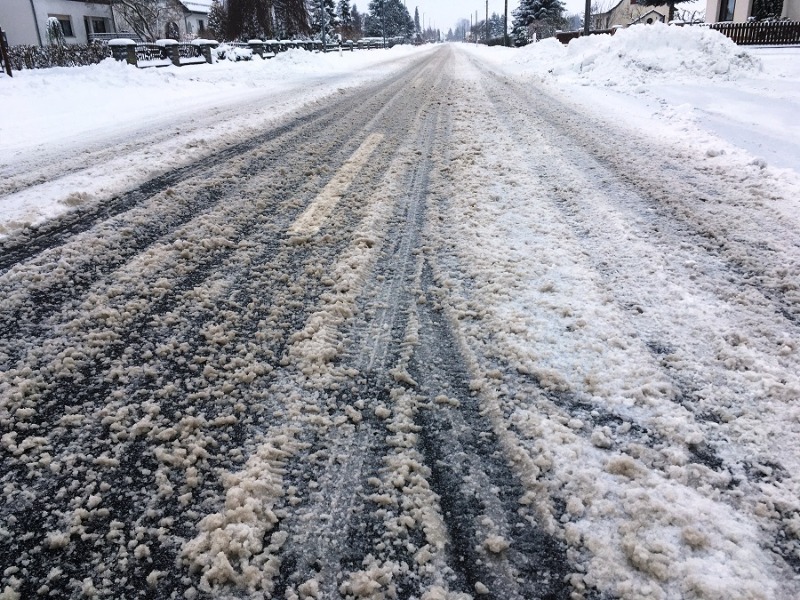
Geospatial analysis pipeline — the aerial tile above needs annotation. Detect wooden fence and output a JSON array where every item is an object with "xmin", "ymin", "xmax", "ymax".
[
  {"xmin": 557, "ymin": 21, "xmax": 800, "ymax": 46},
  {"xmin": 707, "ymin": 21, "xmax": 800, "ymax": 45}
]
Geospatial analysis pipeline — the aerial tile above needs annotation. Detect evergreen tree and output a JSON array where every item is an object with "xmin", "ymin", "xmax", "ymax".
[
  {"xmin": 512, "ymin": 0, "xmax": 565, "ymax": 44},
  {"xmin": 226, "ymin": 0, "xmax": 274, "ymax": 39},
  {"xmin": 207, "ymin": 0, "xmax": 228, "ymax": 39},
  {"xmin": 338, "ymin": 0, "xmax": 353, "ymax": 26},
  {"xmin": 273, "ymin": 0, "xmax": 310, "ymax": 38},
  {"xmin": 350, "ymin": 4, "xmax": 364, "ymax": 37},
  {"xmin": 338, "ymin": 0, "xmax": 356, "ymax": 39},
  {"xmin": 365, "ymin": 0, "xmax": 414, "ymax": 39},
  {"xmin": 414, "ymin": 7, "xmax": 421, "ymax": 36},
  {"xmin": 488, "ymin": 12, "xmax": 505, "ymax": 38},
  {"xmin": 311, "ymin": 0, "xmax": 339, "ymax": 40}
]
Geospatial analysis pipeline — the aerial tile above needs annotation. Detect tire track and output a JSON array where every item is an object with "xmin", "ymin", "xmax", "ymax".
[
  {"xmin": 0, "ymin": 49, "xmax": 454, "ymax": 600},
  {"xmin": 240, "ymin": 52, "xmax": 453, "ymax": 600}
]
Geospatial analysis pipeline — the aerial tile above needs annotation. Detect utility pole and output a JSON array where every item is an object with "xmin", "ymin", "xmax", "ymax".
[
  {"xmin": 485, "ymin": 0, "xmax": 488, "ymax": 44},
  {"xmin": 381, "ymin": 0, "xmax": 386, "ymax": 48},
  {"xmin": 504, "ymin": 0, "xmax": 509, "ymax": 46},
  {"xmin": 584, "ymin": 0, "xmax": 591, "ymax": 35},
  {"xmin": 320, "ymin": 0, "xmax": 326, "ymax": 47},
  {"xmin": 475, "ymin": 11, "xmax": 478, "ymax": 43}
]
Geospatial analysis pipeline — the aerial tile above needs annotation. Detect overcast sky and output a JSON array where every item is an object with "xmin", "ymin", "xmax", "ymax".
[{"xmin": 399, "ymin": 0, "xmax": 586, "ymax": 33}]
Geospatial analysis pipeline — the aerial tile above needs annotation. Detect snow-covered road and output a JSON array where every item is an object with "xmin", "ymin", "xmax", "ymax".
[{"xmin": 1, "ymin": 39, "xmax": 799, "ymax": 600}]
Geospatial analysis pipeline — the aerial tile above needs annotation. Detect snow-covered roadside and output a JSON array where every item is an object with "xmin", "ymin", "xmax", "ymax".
[
  {"xmin": 459, "ymin": 25, "xmax": 800, "ymax": 176},
  {"xmin": 0, "ymin": 45, "xmax": 434, "ymax": 236},
  {"xmin": 425, "ymin": 43, "xmax": 800, "ymax": 598}
]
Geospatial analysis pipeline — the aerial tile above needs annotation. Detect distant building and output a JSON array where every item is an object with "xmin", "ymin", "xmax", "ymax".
[
  {"xmin": 178, "ymin": 0, "xmax": 214, "ymax": 39},
  {"xmin": 705, "ymin": 0, "xmax": 799, "ymax": 22},
  {"xmin": 591, "ymin": 0, "xmax": 670, "ymax": 30}
]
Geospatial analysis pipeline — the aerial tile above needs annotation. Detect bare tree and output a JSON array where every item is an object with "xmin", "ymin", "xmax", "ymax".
[
  {"xmin": 111, "ymin": 0, "xmax": 184, "ymax": 42},
  {"xmin": 590, "ymin": 0, "xmax": 615, "ymax": 30},
  {"xmin": 673, "ymin": 6, "xmax": 705, "ymax": 22}
]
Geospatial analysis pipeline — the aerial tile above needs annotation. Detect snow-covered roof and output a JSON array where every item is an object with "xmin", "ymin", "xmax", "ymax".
[{"xmin": 179, "ymin": 0, "xmax": 214, "ymax": 15}]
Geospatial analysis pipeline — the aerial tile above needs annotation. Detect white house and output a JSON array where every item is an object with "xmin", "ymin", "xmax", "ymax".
[
  {"xmin": 705, "ymin": 0, "xmax": 800, "ymax": 22},
  {"xmin": 179, "ymin": 0, "xmax": 214, "ymax": 38},
  {"xmin": 0, "ymin": 0, "xmax": 213, "ymax": 47},
  {"xmin": 0, "ymin": 0, "xmax": 116, "ymax": 46},
  {"xmin": 591, "ymin": 0, "xmax": 670, "ymax": 30}
]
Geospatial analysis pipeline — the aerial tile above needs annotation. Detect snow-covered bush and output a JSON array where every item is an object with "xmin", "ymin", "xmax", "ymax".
[
  {"xmin": 214, "ymin": 44, "xmax": 253, "ymax": 61},
  {"xmin": 46, "ymin": 17, "xmax": 66, "ymax": 47}
]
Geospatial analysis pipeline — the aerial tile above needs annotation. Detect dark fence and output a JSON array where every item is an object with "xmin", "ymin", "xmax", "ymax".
[
  {"xmin": 3, "ymin": 36, "xmax": 392, "ymax": 72},
  {"xmin": 110, "ymin": 40, "xmax": 215, "ymax": 67},
  {"xmin": 555, "ymin": 29, "xmax": 616, "ymax": 44},
  {"xmin": 707, "ymin": 20, "xmax": 800, "ymax": 45}
]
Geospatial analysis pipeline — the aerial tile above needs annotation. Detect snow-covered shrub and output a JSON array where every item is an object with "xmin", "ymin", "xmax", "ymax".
[
  {"xmin": 46, "ymin": 17, "xmax": 66, "ymax": 47},
  {"xmin": 213, "ymin": 44, "xmax": 253, "ymax": 61}
]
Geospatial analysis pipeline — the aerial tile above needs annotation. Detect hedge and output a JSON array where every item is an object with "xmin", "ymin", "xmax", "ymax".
[{"xmin": 7, "ymin": 43, "xmax": 110, "ymax": 71}]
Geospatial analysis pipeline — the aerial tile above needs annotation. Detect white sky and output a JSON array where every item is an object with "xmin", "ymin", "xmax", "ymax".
[{"xmin": 402, "ymin": 0, "xmax": 586, "ymax": 33}]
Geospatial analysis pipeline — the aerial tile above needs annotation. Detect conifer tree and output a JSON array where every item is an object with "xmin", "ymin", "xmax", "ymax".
[
  {"xmin": 338, "ymin": 0, "xmax": 354, "ymax": 38},
  {"xmin": 311, "ymin": 0, "xmax": 339, "ymax": 40},
  {"xmin": 512, "ymin": 0, "xmax": 565, "ymax": 44},
  {"xmin": 365, "ymin": 0, "xmax": 413, "ymax": 39},
  {"xmin": 226, "ymin": 0, "xmax": 273, "ymax": 39},
  {"xmin": 273, "ymin": 0, "xmax": 310, "ymax": 38},
  {"xmin": 207, "ymin": 0, "xmax": 228, "ymax": 39},
  {"xmin": 350, "ymin": 4, "xmax": 364, "ymax": 37}
]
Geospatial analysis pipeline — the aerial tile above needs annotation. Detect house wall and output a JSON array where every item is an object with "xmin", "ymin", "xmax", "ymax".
[
  {"xmin": 0, "ymin": 0, "xmax": 115, "ymax": 46},
  {"xmin": 593, "ymin": 0, "xmax": 669, "ymax": 29},
  {"xmin": 183, "ymin": 13, "xmax": 208, "ymax": 38},
  {"xmin": 705, "ymin": 0, "xmax": 799, "ymax": 22},
  {"xmin": 0, "ymin": 0, "xmax": 42, "ymax": 46}
]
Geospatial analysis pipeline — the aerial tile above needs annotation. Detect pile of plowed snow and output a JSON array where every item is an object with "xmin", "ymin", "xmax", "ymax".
[{"xmin": 509, "ymin": 23, "xmax": 761, "ymax": 86}]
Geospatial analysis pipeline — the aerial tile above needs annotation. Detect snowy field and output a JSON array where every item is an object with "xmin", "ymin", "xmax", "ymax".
[{"xmin": 1, "ymin": 25, "xmax": 800, "ymax": 600}]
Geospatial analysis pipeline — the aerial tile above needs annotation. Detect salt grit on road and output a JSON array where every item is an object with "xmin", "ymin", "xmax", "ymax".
[{"xmin": 1, "ymin": 25, "xmax": 799, "ymax": 600}]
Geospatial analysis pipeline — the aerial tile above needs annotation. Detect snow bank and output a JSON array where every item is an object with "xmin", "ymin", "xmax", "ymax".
[
  {"xmin": 510, "ymin": 24, "xmax": 761, "ymax": 86},
  {"xmin": 0, "ymin": 44, "xmax": 435, "ymax": 236}
]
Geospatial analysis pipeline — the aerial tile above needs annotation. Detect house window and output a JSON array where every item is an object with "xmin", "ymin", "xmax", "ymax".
[
  {"xmin": 91, "ymin": 19, "xmax": 108, "ymax": 34},
  {"xmin": 49, "ymin": 15, "xmax": 74, "ymax": 37},
  {"xmin": 199, "ymin": 20, "xmax": 205, "ymax": 32},
  {"xmin": 719, "ymin": 0, "xmax": 736, "ymax": 20},
  {"xmin": 165, "ymin": 22, "xmax": 180, "ymax": 40}
]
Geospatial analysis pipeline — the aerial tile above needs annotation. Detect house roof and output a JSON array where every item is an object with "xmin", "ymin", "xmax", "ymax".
[{"xmin": 179, "ymin": 0, "xmax": 214, "ymax": 14}]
